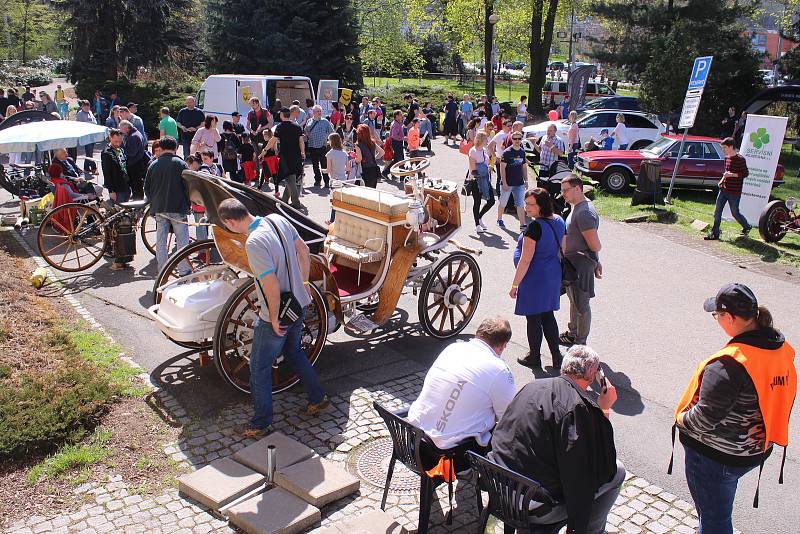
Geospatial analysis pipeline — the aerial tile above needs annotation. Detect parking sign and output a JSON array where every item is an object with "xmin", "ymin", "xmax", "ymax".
[{"xmin": 688, "ymin": 56, "xmax": 713, "ymax": 92}]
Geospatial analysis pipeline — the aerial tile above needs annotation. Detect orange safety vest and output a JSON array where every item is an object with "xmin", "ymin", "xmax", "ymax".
[{"xmin": 675, "ymin": 342, "xmax": 797, "ymax": 449}]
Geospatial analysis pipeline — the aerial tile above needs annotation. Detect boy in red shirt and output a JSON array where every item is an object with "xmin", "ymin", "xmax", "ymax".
[{"xmin": 706, "ymin": 137, "xmax": 751, "ymax": 240}]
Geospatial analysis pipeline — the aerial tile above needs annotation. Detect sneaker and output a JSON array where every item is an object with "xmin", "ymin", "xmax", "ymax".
[
  {"xmin": 110, "ymin": 262, "xmax": 130, "ymax": 270},
  {"xmin": 234, "ymin": 424, "xmax": 273, "ymax": 439},
  {"xmin": 305, "ymin": 395, "xmax": 331, "ymax": 416},
  {"xmin": 497, "ymin": 219, "xmax": 506, "ymax": 229},
  {"xmin": 704, "ymin": 234, "xmax": 719, "ymax": 241},
  {"xmin": 741, "ymin": 227, "xmax": 751, "ymax": 237},
  {"xmin": 559, "ymin": 331, "xmax": 576, "ymax": 346},
  {"xmin": 476, "ymin": 225, "xmax": 485, "ymax": 234},
  {"xmin": 517, "ymin": 354, "xmax": 543, "ymax": 370},
  {"xmin": 479, "ymin": 222, "xmax": 488, "ymax": 232}
]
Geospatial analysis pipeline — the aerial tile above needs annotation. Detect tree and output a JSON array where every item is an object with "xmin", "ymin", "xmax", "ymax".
[
  {"xmin": 56, "ymin": 0, "xmax": 194, "ymax": 85},
  {"xmin": 0, "ymin": 0, "xmax": 61, "ymax": 62},
  {"xmin": 357, "ymin": 0, "xmax": 424, "ymax": 76},
  {"xmin": 589, "ymin": 0, "xmax": 763, "ymax": 136},
  {"xmin": 527, "ymin": 0, "xmax": 560, "ymax": 116},
  {"xmin": 208, "ymin": 0, "xmax": 363, "ymax": 86}
]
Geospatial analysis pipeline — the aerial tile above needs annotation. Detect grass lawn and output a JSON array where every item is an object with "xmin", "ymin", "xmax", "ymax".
[{"xmin": 592, "ymin": 144, "xmax": 800, "ymax": 267}]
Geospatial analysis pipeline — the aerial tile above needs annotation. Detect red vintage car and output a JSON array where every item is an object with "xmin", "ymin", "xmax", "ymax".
[{"xmin": 573, "ymin": 134, "xmax": 786, "ymax": 194}]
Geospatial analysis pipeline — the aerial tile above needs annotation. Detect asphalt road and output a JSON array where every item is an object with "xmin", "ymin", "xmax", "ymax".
[{"xmin": 2, "ymin": 138, "xmax": 798, "ymax": 533}]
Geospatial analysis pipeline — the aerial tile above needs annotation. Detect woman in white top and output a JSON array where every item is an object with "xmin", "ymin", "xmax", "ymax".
[
  {"xmin": 516, "ymin": 96, "xmax": 528, "ymax": 124},
  {"xmin": 191, "ymin": 115, "xmax": 222, "ymax": 159},
  {"xmin": 610, "ymin": 113, "xmax": 628, "ymax": 149},
  {"xmin": 566, "ymin": 110, "xmax": 580, "ymax": 168},
  {"xmin": 468, "ymin": 131, "xmax": 496, "ymax": 233},
  {"xmin": 325, "ymin": 132, "xmax": 350, "ymax": 183}
]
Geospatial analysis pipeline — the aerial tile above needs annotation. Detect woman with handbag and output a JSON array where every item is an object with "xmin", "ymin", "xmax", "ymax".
[
  {"xmin": 467, "ymin": 132, "xmax": 495, "ymax": 233},
  {"xmin": 355, "ymin": 124, "xmax": 384, "ymax": 188},
  {"xmin": 509, "ymin": 187, "xmax": 566, "ymax": 370}
]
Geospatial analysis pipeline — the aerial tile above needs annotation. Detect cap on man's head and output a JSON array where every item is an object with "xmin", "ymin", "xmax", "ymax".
[
  {"xmin": 127, "ymin": 102, "xmax": 137, "ymax": 108},
  {"xmin": 703, "ymin": 283, "xmax": 758, "ymax": 317},
  {"xmin": 280, "ymin": 107, "xmax": 291, "ymax": 115},
  {"xmin": 231, "ymin": 111, "xmax": 240, "ymax": 117}
]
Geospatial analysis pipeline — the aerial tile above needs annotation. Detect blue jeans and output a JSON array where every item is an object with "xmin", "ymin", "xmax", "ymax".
[
  {"xmin": 618, "ymin": 143, "xmax": 628, "ymax": 150},
  {"xmin": 192, "ymin": 209, "xmax": 208, "ymax": 241},
  {"xmin": 155, "ymin": 212, "xmax": 190, "ymax": 273},
  {"xmin": 711, "ymin": 190, "xmax": 751, "ymax": 237},
  {"xmin": 250, "ymin": 310, "xmax": 326, "ymax": 429},
  {"xmin": 684, "ymin": 446, "xmax": 757, "ymax": 534}
]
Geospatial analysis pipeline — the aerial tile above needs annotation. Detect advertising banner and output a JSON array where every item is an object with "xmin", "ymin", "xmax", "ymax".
[
  {"xmin": 317, "ymin": 79, "xmax": 339, "ymax": 115},
  {"xmin": 237, "ymin": 80, "xmax": 263, "ymax": 118},
  {"xmin": 723, "ymin": 114, "xmax": 788, "ymax": 225},
  {"xmin": 339, "ymin": 88, "xmax": 353, "ymax": 106},
  {"xmin": 567, "ymin": 65, "xmax": 597, "ymax": 111}
]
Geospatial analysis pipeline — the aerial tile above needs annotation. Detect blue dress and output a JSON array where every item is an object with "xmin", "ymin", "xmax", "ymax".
[{"xmin": 513, "ymin": 216, "xmax": 566, "ymax": 316}]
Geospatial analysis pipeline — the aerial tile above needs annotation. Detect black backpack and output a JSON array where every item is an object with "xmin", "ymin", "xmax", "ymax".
[{"xmin": 222, "ymin": 134, "xmax": 238, "ymax": 161}]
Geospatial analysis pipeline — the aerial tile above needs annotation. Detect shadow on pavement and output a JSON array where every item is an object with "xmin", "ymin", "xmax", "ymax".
[{"xmin": 602, "ymin": 363, "xmax": 645, "ymax": 417}]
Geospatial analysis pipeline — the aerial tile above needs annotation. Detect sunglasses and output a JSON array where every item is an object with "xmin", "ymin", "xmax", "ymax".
[{"xmin": 512, "ymin": 137, "xmax": 522, "ymax": 141}]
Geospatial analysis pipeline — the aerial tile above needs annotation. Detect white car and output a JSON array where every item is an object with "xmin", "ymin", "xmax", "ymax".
[{"xmin": 523, "ymin": 110, "xmax": 666, "ymax": 151}]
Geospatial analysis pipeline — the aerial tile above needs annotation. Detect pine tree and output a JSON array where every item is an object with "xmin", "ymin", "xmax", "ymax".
[
  {"xmin": 207, "ymin": 0, "xmax": 363, "ymax": 86},
  {"xmin": 589, "ymin": 0, "xmax": 762, "ymax": 136}
]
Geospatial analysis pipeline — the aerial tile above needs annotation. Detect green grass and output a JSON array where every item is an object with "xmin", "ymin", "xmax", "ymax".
[
  {"xmin": 592, "ymin": 145, "xmax": 800, "ymax": 267},
  {"xmin": 27, "ymin": 427, "xmax": 113, "ymax": 484}
]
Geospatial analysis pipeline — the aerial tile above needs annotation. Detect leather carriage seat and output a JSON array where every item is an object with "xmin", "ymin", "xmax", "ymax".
[
  {"xmin": 332, "ymin": 186, "xmax": 410, "ymax": 217},
  {"xmin": 325, "ymin": 213, "xmax": 387, "ymax": 265}
]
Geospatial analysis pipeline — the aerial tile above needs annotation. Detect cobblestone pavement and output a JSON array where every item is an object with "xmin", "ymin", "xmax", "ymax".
[{"xmin": 6, "ymin": 372, "xmax": 706, "ymax": 534}]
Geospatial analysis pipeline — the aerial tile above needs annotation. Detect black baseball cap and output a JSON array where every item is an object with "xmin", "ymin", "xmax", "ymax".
[
  {"xmin": 231, "ymin": 111, "xmax": 240, "ymax": 117},
  {"xmin": 703, "ymin": 283, "xmax": 758, "ymax": 317},
  {"xmin": 280, "ymin": 107, "xmax": 291, "ymax": 114}
]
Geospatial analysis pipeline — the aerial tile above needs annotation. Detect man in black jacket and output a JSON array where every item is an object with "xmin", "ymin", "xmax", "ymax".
[
  {"xmin": 144, "ymin": 136, "xmax": 190, "ymax": 272},
  {"xmin": 120, "ymin": 119, "xmax": 147, "ymax": 199},
  {"xmin": 490, "ymin": 345, "xmax": 625, "ymax": 534},
  {"xmin": 101, "ymin": 129, "xmax": 130, "ymax": 203}
]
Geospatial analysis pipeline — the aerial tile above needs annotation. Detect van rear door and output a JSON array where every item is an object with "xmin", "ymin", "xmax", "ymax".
[
  {"xmin": 265, "ymin": 78, "xmax": 315, "ymax": 109},
  {"xmin": 236, "ymin": 78, "xmax": 267, "ymax": 117}
]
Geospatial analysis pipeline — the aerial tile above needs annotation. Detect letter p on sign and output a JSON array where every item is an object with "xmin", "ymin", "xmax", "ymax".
[{"xmin": 688, "ymin": 56, "xmax": 713, "ymax": 91}]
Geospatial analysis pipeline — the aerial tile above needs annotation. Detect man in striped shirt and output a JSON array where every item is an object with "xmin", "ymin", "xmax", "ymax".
[{"xmin": 706, "ymin": 137, "xmax": 751, "ymax": 240}]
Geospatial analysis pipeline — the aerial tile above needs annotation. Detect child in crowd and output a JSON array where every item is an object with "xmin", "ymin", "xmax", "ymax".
[
  {"xmin": 477, "ymin": 110, "xmax": 488, "ymax": 129},
  {"xmin": 257, "ymin": 129, "xmax": 278, "ymax": 194},
  {"xmin": 239, "ymin": 135, "xmax": 257, "ymax": 187},
  {"xmin": 58, "ymin": 98, "xmax": 70, "ymax": 119},
  {"xmin": 407, "ymin": 119, "xmax": 421, "ymax": 158},
  {"xmin": 416, "ymin": 109, "xmax": 432, "ymax": 152}
]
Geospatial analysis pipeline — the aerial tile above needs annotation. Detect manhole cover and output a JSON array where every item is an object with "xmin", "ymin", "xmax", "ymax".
[{"xmin": 347, "ymin": 437, "xmax": 419, "ymax": 494}]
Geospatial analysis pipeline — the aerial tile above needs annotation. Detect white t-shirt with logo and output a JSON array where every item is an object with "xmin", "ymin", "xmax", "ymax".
[
  {"xmin": 492, "ymin": 131, "xmax": 509, "ymax": 159},
  {"xmin": 407, "ymin": 339, "xmax": 516, "ymax": 449}
]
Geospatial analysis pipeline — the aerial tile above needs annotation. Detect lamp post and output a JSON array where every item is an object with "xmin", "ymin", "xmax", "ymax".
[{"xmin": 484, "ymin": 4, "xmax": 500, "ymax": 98}]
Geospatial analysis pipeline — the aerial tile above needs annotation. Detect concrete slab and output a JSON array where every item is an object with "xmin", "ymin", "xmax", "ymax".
[
  {"xmin": 227, "ymin": 486, "xmax": 320, "ymax": 534},
  {"xmin": 274, "ymin": 456, "xmax": 360, "ymax": 507},
  {"xmin": 178, "ymin": 457, "xmax": 265, "ymax": 510},
  {"xmin": 312, "ymin": 509, "xmax": 409, "ymax": 534},
  {"xmin": 233, "ymin": 432, "xmax": 316, "ymax": 475}
]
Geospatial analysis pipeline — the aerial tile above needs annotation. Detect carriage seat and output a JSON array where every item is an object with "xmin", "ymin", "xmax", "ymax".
[
  {"xmin": 332, "ymin": 186, "xmax": 410, "ymax": 217},
  {"xmin": 325, "ymin": 212, "xmax": 386, "ymax": 265}
]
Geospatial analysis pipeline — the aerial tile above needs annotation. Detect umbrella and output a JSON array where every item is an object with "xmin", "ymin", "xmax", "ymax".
[{"xmin": 0, "ymin": 120, "xmax": 108, "ymax": 153}]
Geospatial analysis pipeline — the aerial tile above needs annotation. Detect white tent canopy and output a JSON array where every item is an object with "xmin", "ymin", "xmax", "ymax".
[{"xmin": 0, "ymin": 120, "xmax": 108, "ymax": 154}]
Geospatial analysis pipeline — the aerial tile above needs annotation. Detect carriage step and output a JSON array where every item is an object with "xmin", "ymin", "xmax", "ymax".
[{"xmin": 345, "ymin": 313, "xmax": 379, "ymax": 333}]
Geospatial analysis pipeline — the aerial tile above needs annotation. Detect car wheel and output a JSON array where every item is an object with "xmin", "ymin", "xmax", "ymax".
[{"xmin": 600, "ymin": 168, "xmax": 632, "ymax": 194}]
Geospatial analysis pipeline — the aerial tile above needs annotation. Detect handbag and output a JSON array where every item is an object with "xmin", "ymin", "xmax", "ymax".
[
  {"xmin": 542, "ymin": 219, "xmax": 577, "ymax": 295},
  {"xmin": 459, "ymin": 139, "xmax": 473, "ymax": 155},
  {"xmin": 382, "ymin": 136, "xmax": 394, "ymax": 161},
  {"xmin": 261, "ymin": 217, "xmax": 305, "ymax": 325}
]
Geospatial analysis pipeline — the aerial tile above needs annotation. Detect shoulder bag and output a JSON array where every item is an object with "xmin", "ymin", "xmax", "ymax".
[
  {"xmin": 260, "ymin": 216, "xmax": 305, "ymax": 325},
  {"xmin": 542, "ymin": 218, "xmax": 577, "ymax": 295}
]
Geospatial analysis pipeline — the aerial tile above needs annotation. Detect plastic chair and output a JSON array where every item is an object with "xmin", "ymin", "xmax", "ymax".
[
  {"xmin": 373, "ymin": 401, "xmax": 459, "ymax": 534},
  {"xmin": 467, "ymin": 450, "xmax": 567, "ymax": 534}
]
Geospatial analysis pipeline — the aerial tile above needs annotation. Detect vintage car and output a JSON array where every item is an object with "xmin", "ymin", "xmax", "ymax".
[{"xmin": 573, "ymin": 134, "xmax": 786, "ymax": 194}]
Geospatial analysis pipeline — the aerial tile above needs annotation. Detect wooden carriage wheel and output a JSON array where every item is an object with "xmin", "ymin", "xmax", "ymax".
[
  {"xmin": 389, "ymin": 157, "xmax": 431, "ymax": 178},
  {"xmin": 37, "ymin": 203, "xmax": 108, "ymax": 272},
  {"xmin": 212, "ymin": 279, "xmax": 328, "ymax": 394},
  {"xmin": 418, "ymin": 252, "xmax": 482, "ymax": 339}
]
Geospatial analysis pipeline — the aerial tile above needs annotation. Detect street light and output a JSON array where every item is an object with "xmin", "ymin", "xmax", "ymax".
[{"xmin": 485, "ymin": 5, "xmax": 500, "ymax": 98}]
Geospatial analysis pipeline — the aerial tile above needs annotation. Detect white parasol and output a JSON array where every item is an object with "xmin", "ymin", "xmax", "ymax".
[{"xmin": 0, "ymin": 120, "xmax": 108, "ymax": 153}]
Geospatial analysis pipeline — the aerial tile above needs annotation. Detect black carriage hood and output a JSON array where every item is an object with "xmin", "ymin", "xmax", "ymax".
[{"xmin": 181, "ymin": 170, "xmax": 328, "ymax": 253}]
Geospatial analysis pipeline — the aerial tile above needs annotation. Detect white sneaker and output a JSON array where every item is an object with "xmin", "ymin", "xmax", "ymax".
[
  {"xmin": 476, "ymin": 224, "xmax": 485, "ymax": 234},
  {"xmin": 479, "ymin": 222, "xmax": 488, "ymax": 232}
]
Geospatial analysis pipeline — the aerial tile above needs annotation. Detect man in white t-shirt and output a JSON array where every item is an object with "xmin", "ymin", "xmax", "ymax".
[
  {"xmin": 407, "ymin": 316, "xmax": 516, "ymax": 469},
  {"xmin": 489, "ymin": 119, "xmax": 512, "ymax": 191}
]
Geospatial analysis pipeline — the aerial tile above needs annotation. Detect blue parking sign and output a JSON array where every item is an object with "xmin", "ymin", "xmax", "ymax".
[{"xmin": 687, "ymin": 56, "xmax": 713, "ymax": 91}]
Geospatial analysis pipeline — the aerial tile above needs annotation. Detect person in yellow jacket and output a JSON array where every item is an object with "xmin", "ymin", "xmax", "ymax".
[{"xmin": 672, "ymin": 283, "xmax": 796, "ymax": 534}]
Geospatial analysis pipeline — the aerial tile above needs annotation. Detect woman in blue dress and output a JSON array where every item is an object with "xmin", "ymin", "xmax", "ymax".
[{"xmin": 509, "ymin": 187, "xmax": 566, "ymax": 370}]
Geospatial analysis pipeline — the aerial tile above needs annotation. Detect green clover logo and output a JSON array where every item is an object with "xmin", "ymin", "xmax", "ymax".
[{"xmin": 749, "ymin": 128, "xmax": 770, "ymax": 149}]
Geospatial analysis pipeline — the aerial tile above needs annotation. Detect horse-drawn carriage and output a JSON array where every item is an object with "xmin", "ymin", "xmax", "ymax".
[{"xmin": 149, "ymin": 161, "xmax": 483, "ymax": 394}]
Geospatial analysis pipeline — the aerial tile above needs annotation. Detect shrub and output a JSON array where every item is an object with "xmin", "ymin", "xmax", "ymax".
[{"xmin": 357, "ymin": 82, "xmax": 450, "ymax": 112}]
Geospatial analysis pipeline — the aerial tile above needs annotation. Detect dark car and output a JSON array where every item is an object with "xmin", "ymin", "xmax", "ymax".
[
  {"xmin": 573, "ymin": 134, "xmax": 785, "ymax": 194},
  {"xmin": 577, "ymin": 96, "xmax": 641, "ymax": 113}
]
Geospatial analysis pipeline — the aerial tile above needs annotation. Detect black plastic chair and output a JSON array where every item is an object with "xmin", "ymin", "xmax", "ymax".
[
  {"xmin": 373, "ymin": 401, "xmax": 460, "ymax": 534},
  {"xmin": 467, "ymin": 451, "xmax": 567, "ymax": 534}
]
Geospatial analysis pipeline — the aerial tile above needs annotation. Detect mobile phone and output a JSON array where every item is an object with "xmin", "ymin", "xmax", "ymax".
[{"xmin": 597, "ymin": 368, "xmax": 607, "ymax": 393}]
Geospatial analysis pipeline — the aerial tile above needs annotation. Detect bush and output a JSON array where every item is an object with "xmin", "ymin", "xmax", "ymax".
[
  {"xmin": 0, "ymin": 63, "xmax": 53, "ymax": 88},
  {"xmin": 357, "ymin": 82, "xmax": 451, "ymax": 112}
]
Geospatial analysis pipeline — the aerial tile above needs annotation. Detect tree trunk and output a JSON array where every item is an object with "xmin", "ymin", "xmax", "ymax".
[
  {"xmin": 527, "ymin": 0, "xmax": 559, "ymax": 117},
  {"xmin": 22, "ymin": 0, "xmax": 30, "ymax": 64},
  {"xmin": 484, "ymin": 0, "xmax": 494, "ymax": 97}
]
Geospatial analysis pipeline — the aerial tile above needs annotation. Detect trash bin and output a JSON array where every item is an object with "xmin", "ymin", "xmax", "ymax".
[{"xmin": 631, "ymin": 159, "xmax": 664, "ymax": 206}]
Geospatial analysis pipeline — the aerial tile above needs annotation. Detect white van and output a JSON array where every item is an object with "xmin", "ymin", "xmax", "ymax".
[
  {"xmin": 196, "ymin": 75, "xmax": 316, "ymax": 126},
  {"xmin": 541, "ymin": 80, "xmax": 615, "ymax": 105}
]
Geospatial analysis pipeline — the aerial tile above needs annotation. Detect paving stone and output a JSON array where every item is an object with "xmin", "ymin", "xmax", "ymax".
[
  {"xmin": 314, "ymin": 509, "xmax": 409, "ymax": 534},
  {"xmin": 646, "ymin": 521, "xmax": 669, "ymax": 534},
  {"xmin": 233, "ymin": 432, "xmax": 316, "ymax": 475},
  {"xmin": 227, "ymin": 486, "xmax": 321, "ymax": 534},
  {"xmin": 275, "ymin": 456, "xmax": 360, "ymax": 507},
  {"xmin": 178, "ymin": 456, "xmax": 266, "ymax": 510}
]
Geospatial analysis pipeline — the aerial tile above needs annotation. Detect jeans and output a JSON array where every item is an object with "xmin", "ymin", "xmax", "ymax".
[
  {"xmin": 566, "ymin": 282, "xmax": 592, "ymax": 344},
  {"xmin": 526, "ymin": 312, "xmax": 560, "ymax": 364},
  {"xmin": 250, "ymin": 310, "xmax": 326, "ymax": 429},
  {"xmin": 534, "ymin": 460, "xmax": 626, "ymax": 534},
  {"xmin": 711, "ymin": 190, "xmax": 751, "ymax": 237},
  {"xmin": 281, "ymin": 174, "xmax": 302, "ymax": 207},
  {"xmin": 684, "ymin": 446, "xmax": 756, "ymax": 534},
  {"xmin": 127, "ymin": 158, "xmax": 147, "ymax": 199},
  {"xmin": 181, "ymin": 139, "xmax": 192, "ymax": 160},
  {"xmin": 155, "ymin": 212, "xmax": 190, "ymax": 273},
  {"xmin": 308, "ymin": 146, "xmax": 328, "ymax": 185},
  {"xmin": 193, "ymin": 210, "xmax": 208, "ymax": 241},
  {"xmin": 618, "ymin": 144, "xmax": 628, "ymax": 150}
]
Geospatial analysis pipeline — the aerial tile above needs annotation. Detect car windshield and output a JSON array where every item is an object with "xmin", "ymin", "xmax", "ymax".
[
  {"xmin": 583, "ymin": 98, "xmax": 613, "ymax": 110},
  {"xmin": 640, "ymin": 136, "xmax": 674, "ymax": 156}
]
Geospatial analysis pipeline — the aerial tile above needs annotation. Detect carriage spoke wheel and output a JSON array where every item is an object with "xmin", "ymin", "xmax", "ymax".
[
  {"xmin": 140, "ymin": 206, "xmax": 176, "ymax": 256},
  {"xmin": 418, "ymin": 252, "xmax": 482, "ymax": 339},
  {"xmin": 389, "ymin": 157, "xmax": 431, "ymax": 179},
  {"xmin": 213, "ymin": 280, "xmax": 329, "ymax": 394},
  {"xmin": 152, "ymin": 239, "xmax": 227, "ymax": 350},
  {"xmin": 37, "ymin": 203, "xmax": 108, "ymax": 272}
]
